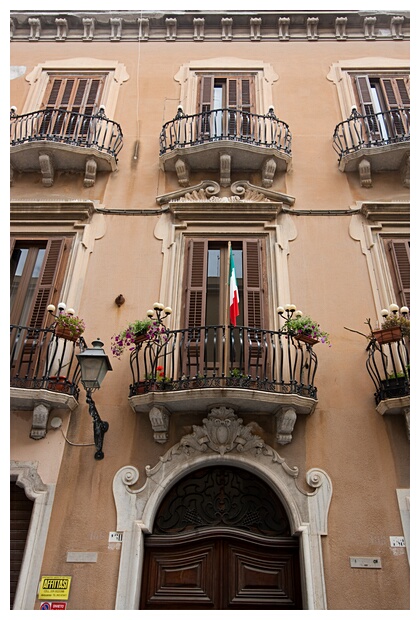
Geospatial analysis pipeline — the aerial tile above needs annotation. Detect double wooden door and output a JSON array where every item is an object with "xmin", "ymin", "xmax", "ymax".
[{"xmin": 140, "ymin": 466, "xmax": 302, "ymax": 610}]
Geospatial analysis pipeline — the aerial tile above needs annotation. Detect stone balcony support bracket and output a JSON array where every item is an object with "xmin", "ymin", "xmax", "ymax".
[
  {"xmin": 30, "ymin": 403, "xmax": 52, "ymax": 440},
  {"xmin": 275, "ymin": 407, "xmax": 298, "ymax": 445},
  {"xmin": 148, "ymin": 405, "xmax": 171, "ymax": 443}
]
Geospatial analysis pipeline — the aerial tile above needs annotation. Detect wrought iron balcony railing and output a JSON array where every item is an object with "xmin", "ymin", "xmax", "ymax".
[
  {"xmin": 10, "ymin": 108, "xmax": 123, "ymax": 161},
  {"xmin": 333, "ymin": 107, "xmax": 410, "ymax": 163},
  {"xmin": 159, "ymin": 108, "xmax": 292, "ymax": 156},
  {"xmin": 129, "ymin": 325, "xmax": 317, "ymax": 399},
  {"xmin": 10, "ymin": 325, "xmax": 81, "ymax": 399},
  {"xmin": 366, "ymin": 336, "xmax": 409, "ymax": 405}
]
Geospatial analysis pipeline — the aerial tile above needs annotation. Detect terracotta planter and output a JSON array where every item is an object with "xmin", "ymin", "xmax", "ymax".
[
  {"xmin": 47, "ymin": 376, "xmax": 70, "ymax": 392},
  {"xmin": 295, "ymin": 333, "xmax": 319, "ymax": 346},
  {"xmin": 55, "ymin": 325, "xmax": 79, "ymax": 342},
  {"xmin": 372, "ymin": 327, "xmax": 402, "ymax": 344}
]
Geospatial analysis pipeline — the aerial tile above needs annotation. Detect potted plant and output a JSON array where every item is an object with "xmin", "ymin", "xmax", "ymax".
[
  {"xmin": 372, "ymin": 305, "xmax": 409, "ymax": 344},
  {"xmin": 111, "ymin": 318, "xmax": 152, "ymax": 359},
  {"xmin": 147, "ymin": 365, "xmax": 172, "ymax": 390},
  {"xmin": 55, "ymin": 311, "xmax": 85, "ymax": 342},
  {"xmin": 286, "ymin": 313, "xmax": 331, "ymax": 346}
]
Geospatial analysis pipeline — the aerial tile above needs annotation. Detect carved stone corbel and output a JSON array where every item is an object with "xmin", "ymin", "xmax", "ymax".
[
  {"xmin": 138, "ymin": 18, "xmax": 149, "ymax": 40},
  {"xmin": 84, "ymin": 157, "xmax": 97, "ymax": 187},
  {"xmin": 175, "ymin": 158, "xmax": 190, "ymax": 186},
  {"xmin": 166, "ymin": 18, "xmax": 177, "ymax": 41},
  {"xmin": 193, "ymin": 18, "xmax": 205, "ymax": 41},
  {"xmin": 358, "ymin": 158, "xmax": 372, "ymax": 188},
  {"xmin": 39, "ymin": 152, "xmax": 54, "ymax": 187},
  {"xmin": 149, "ymin": 406, "xmax": 171, "ymax": 443},
  {"xmin": 250, "ymin": 18, "xmax": 261, "ymax": 41},
  {"xmin": 221, "ymin": 18, "xmax": 233, "ymax": 40},
  {"xmin": 364, "ymin": 16, "xmax": 376, "ymax": 40},
  {"xmin": 275, "ymin": 407, "xmax": 297, "ymax": 444},
  {"xmin": 403, "ymin": 406, "xmax": 410, "ymax": 439},
  {"xmin": 307, "ymin": 17, "xmax": 319, "ymax": 40},
  {"xmin": 30, "ymin": 403, "xmax": 52, "ymax": 440},
  {"xmin": 401, "ymin": 154, "xmax": 409, "ymax": 188},
  {"xmin": 262, "ymin": 158, "xmax": 277, "ymax": 187},
  {"xmin": 82, "ymin": 18, "xmax": 95, "ymax": 41},
  {"xmin": 335, "ymin": 17, "xmax": 347, "ymax": 40},
  {"xmin": 55, "ymin": 18, "xmax": 68, "ymax": 41},
  {"xmin": 278, "ymin": 17, "xmax": 290, "ymax": 40},
  {"xmin": 391, "ymin": 16, "xmax": 404, "ymax": 40},
  {"xmin": 110, "ymin": 18, "xmax": 122, "ymax": 41},
  {"xmin": 220, "ymin": 154, "xmax": 231, "ymax": 186},
  {"xmin": 28, "ymin": 18, "xmax": 41, "ymax": 40}
]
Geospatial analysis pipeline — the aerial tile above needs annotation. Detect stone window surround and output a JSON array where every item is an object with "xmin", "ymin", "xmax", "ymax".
[
  {"xmin": 10, "ymin": 461, "xmax": 55, "ymax": 610},
  {"xmin": 19, "ymin": 57, "xmax": 129, "ymax": 118},
  {"xmin": 349, "ymin": 201, "xmax": 409, "ymax": 322},
  {"xmin": 327, "ymin": 57, "xmax": 410, "ymax": 121},
  {"xmin": 153, "ymin": 189, "xmax": 297, "ymax": 333},
  {"xmin": 174, "ymin": 57, "xmax": 279, "ymax": 118}
]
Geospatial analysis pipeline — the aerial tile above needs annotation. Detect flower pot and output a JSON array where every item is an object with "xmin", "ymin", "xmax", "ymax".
[
  {"xmin": 55, "ymin": 326, "xmax": 79, "ymax": 342},
  {"xmin": 295, "ymin": 333, "xmax": 319, "ymax": 346},
  {"xmin": 134, "ymin": 333, "xmax": 148, "ymax": 345},
  {"xmin": 47, "ymin": 376, "xmax": 70, "ymax": 392},
  {"xmin": 373, "ymin": 327, "xmax": 402, "ymax": 344}
]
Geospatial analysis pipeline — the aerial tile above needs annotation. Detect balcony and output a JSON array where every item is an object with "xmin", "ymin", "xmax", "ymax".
[
  {"xmin": 10, "ymin": 325, "xmax": 81, "ymax": 439},
  {"xmin": 128, "ymin": 325, "xmax": 318, "ymax": 444},
  {"xmin": 159, "ymin": 107, "xmax": 292, "ymax": 188},
  {"xmin": 332, "ymin": 107, "xmax": 410, "ymax": 187},
  {"xmin": 366, "ymin": 332, "xmax": 409, "ymax": 433},
  {"xmin": 10, "ymin": 107, "xmax": 123, "ymax": 187}
]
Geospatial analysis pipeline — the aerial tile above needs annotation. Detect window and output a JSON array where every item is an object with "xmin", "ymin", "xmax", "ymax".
[
  {"xmin": 184, "ymin": 238, "xmax": 264, "ymax": 329},
  {"xmin": 386, "ymin": 238, "xmax": 410, "ymax": 308},
  {"xmin": 10, "ymin": 238, "xmax": 69, "ymax": 329},
  {"xmin": 198, "ymin": 74, "xmax": 254, "ymax": 136},
  {"xmin": 354, "ymin": 75, "xmax": 410, "ymax": 139}
]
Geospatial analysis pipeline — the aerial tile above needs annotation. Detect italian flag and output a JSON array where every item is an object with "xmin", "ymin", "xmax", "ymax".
[{"xmin": 229, "ymin": 247, "xmax": 240, "ymax": 326}]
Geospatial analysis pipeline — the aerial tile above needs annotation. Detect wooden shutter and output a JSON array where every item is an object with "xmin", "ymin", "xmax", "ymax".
[
  {"xmin": 355, "ymin": 75, "xmax": 380, "ymax": 139},
  {"xmin": 388, "ymin": 239, "xmax": 410, "ymax": 308},
  {"xmin": 243, "ymin": 239, "xmax": 263, "ymax": 329},
  {"xmin": 380, "ymin": 77, "xmax": 410, "ymax": 135},
  {"xmin": 184, "ymin": 239, "xmax": 208, "ymax": 329},
  {"xmin": 226, "ymin": 76, "xmax": 253, "ymax": 136},
  {"xmin": 199, "ymin": 76, "xmax": 215, "ymax": 136},
  {"xmin": 17, "ymin": 238, "xmax": 67, "ymax": 330},
  {"xmin": 10, "ymin": 482, "xmax": 33, "ymax": 610}
]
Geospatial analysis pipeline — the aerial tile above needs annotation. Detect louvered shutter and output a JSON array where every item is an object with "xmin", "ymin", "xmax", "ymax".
[
  {"xmin": 355, "ymin": 75, "xmax": 380, "ymax": 140},
  {"xmin": 199, "ymin": 76, "xmax": 214, "ymax": 136},
  {"xmin": 10, "ymin": 482, "xmax": 33, "ymax": 610},
  {"xmin": 389, "ymin": 239, "xmax": 410, "ymax": 308},
  {"xmin": 28, "ymin": 238, "xmax": 67, "ymax": 330},
  {"xmin": 380, "ymin": 77, "xmax": 410, "ymax": 136},
  {"xmin": 243, "ymin": 239, "xmax": 263, "ymax": 329},
  {"xmin": 185, "ymin": 239, "xmax": 208, "ymax": 329}
]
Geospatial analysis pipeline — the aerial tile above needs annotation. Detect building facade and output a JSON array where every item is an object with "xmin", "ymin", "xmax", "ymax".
[{"xmin": 10, "ymin": 9, "xmax": 410, "ymax": 610}]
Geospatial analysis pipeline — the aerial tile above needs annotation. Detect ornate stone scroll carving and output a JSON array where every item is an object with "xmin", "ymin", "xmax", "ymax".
[
  {"xmin": 358, "ymin": 158, "xmax": 372, "ymax": 188},
  {"xmin": 391, "ymin": 16, "xmax": 404, "ymax": 39},
  {"xmin": 262, "ymin": 158, "xmax": 277, "ymax": 187},
  {"xmin": 84, "ymin": 157, "xmax": 97, "ymax": 187},
  {"xmin": 174, "ymin": 158, "xmax": 190, "ymax": 186}
]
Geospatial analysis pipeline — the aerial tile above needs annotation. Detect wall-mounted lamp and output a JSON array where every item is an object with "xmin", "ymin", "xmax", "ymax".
[{"xmin": 77, "ymin": 338, "xmax": 113, "ymax": 460}]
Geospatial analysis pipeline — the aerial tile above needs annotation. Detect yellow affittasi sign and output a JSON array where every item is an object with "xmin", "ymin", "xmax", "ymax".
[{"xmin": 39, "ymin": 576, "xmax": 72, "ymax": 600}]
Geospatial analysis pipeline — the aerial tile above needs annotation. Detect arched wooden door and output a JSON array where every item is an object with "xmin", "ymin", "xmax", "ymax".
[{"xmin": 140, "ymin": 466, "xmax": 302, "ymax": 610}]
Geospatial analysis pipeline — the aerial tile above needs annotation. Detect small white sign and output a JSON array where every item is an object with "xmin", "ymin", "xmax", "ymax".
[
  {"xmin": 109, "ymin": 531, "xmax": 123, "ymax": 543},
  {"xmin": 350, "ymin": 557, "xmax": 382, "ymax": 569},
  {"xmin": 390, "ymin": 536, "xmax": 405, "ymax": 547}
]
